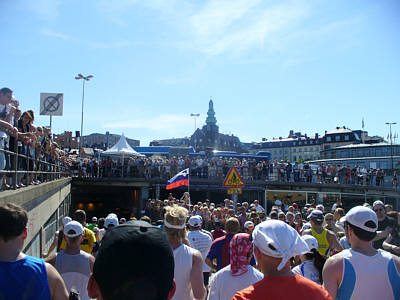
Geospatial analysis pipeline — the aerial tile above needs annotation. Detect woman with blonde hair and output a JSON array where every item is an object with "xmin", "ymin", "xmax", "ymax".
[{"xmin": 164, "ymin": 205, "xmax": 205, "ymax": 300}]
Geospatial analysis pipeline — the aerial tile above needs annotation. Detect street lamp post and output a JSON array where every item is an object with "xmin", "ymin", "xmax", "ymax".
[
  {"xmin": 75, "ymin": 74, "xmax": 93, "ymax": 157},
  {"xmin": 190, "ymin": 113, "xmax": 200, "ymax": 132},
  {"xmin": 385, "ymin": 122, "xmax": 397, "ymax": 176}
]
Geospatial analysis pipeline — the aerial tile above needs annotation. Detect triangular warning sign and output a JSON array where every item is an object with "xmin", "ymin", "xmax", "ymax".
[{"xmin": 223, "ymin": 166, "xmax": 245, "ymax": 187}]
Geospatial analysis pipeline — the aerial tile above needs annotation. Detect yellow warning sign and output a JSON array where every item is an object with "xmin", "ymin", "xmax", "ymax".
[{"xmin": 223, "ymin": 166, "xmax": 245, "ymax": 188}]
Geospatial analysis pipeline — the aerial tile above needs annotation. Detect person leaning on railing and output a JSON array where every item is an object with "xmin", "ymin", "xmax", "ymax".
[{"xmin": 16, "ymin": 111, "xmax": 36, "ymax": 187}]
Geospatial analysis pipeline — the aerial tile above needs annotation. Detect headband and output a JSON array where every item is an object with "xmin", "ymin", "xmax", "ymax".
[{"xmin": 164, "ymin": 219, "xmax": 186, "ymax": 230}]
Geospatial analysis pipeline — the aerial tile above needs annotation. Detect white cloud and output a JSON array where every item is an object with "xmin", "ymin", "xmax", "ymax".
[
  {"xmin": 41, "ymin": 29, "xmax": 135, "ymax": 49},
  {"xmin": 185, "ymin": 1, "xmax": 310, "ymax": 57},
  {"xmin": 103, "ymin": 114, "xmax": 193, "ymax": 131},
  {"xmin": 42, "ymin": 29, "xmax": 71, "ymax": 40}
]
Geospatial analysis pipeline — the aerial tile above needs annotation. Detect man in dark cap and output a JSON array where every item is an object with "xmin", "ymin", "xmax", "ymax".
[
  {"xmin": 87, "ymin": 220, "xmax": 176, "ymax": 300},
  {"xmin": 303, "ymin": 210, "xmax": 342, "ymax": 257}
]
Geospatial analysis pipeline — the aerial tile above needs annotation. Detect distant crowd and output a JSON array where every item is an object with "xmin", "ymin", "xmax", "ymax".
[{"xmin": 74, "ymin": 154, "xmax": 398, "ymax": 188}]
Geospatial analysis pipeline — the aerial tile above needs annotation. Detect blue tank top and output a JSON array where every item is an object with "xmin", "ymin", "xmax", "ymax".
[{"xmin": 0, "ymin": 255, "xmax": 51, "ymax": 300}]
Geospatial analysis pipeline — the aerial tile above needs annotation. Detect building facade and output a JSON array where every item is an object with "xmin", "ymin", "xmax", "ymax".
[
  {"xmin": 81, "ymin": 132, "xmax": 140, "ymax": 149},
  {"xmin": 320, "ymin": 127, "xmax": 367, "ymax": 150},
  {"xmin": 251, "ymin": 130, "xmax": 322, "ymax": 162},
  {"xmin": 310, "ymin": 142, "xmax": 400, "ymax": 175},
  {"xmin": 149, "ymin": 137, "xmax": 190, "ymax": 147},
  {"xmin": 251, "ymin": 127, "xmax": 380, "ymax": 163},
  {"xmin": 190, "ymin": 100, "xmax": 242, "ymax": 153},
  {"xmin": 53, "ymin": 131, "xmax": 79, "ymax": 149}
]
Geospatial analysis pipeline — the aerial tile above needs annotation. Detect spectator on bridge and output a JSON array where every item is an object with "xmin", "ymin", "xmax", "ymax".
[
  {"xmin": 0, "ymin": 203, "xmax": 69, "ymax": 300},
  {"xmin": 0, "ymin": 88, "xmax": 19, "ymax": 190}
]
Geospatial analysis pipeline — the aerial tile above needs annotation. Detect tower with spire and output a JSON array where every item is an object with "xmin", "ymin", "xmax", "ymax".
[
  {"xmin": 205, "ymin": 99, "xmax": 219, "ymax": 134},
  {"xmin": 190, "ymin": 99, "xmax": 241, "ymax": 153}
]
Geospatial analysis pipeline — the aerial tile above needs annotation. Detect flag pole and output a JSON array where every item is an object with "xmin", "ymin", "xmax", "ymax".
[
  {"xmin": 188, "ymin": 168, "xmax": 191, "ymax": 206},
  {"xmin": 187, "ymin": 168, "xmax": 190, "ymax": 193}
]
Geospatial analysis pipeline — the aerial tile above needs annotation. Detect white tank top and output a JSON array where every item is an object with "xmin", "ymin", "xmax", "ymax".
[
  {"xmin": 336, "ymin": 249, "xmax": 400, "ymax": 300},
  {"xmin": 55, "ymin": 251, "xmax": 91, "ymax": 300},
  {"xmin": 172, "ymin": 244, "xmax": 197, "ymax": 300}
]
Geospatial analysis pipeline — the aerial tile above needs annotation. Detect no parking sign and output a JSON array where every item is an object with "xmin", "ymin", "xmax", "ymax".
[{"xmin": 40, "ymin": 93, "xmax": 63, "ymax": 116}]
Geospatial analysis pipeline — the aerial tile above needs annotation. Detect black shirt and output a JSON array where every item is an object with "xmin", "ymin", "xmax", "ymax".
[{"xmin": 373, "ymin": 216, "xmax": 395, "ymax": 249}]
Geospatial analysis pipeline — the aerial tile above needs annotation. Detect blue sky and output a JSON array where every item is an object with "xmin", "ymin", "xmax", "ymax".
[{"xmin": 2, "ymin": 0, "xmax": 400, "ymax": 146}]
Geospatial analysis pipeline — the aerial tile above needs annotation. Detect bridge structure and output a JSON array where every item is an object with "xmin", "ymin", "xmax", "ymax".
[
  {"xmin": 1, "ymin": 176, "xmax": 399, "ymax": 257},
  {"xmin": 71, "ymin": 177, "xmax": 400, "ymax": 218}
]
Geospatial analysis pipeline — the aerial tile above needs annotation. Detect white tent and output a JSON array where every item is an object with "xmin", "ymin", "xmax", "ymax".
[
  {"xmin": 101, "ymin": 135, "xmax": 144, "ymax": 177},
  {"xmin": 101, "ymin": 134, "xmax": 143, "ymax": 157}
]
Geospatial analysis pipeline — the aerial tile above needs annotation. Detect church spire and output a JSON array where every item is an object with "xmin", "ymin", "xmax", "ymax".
[{"xmin": 206, "ymin": 99, "xmax": 217, "ymax": 126}]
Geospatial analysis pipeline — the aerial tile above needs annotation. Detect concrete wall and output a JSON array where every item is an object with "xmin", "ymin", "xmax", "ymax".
[{"xmin": 0, "ymin": 178, "xmax": 71, "ymax": 252}]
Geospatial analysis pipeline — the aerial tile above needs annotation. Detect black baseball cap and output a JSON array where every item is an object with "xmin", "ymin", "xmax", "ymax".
[{"xmin": 93, "ymin": 221, "xmax": 174, "ymax": 300}]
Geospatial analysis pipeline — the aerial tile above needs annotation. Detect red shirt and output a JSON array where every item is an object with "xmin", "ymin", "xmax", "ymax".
[
  {"xmin": 233, "ymin": 274, "xmax": 332, "ymax": 300},
  {"xmin": 211, "ymin": 229, "xmax": 226, "ymax": 240}
]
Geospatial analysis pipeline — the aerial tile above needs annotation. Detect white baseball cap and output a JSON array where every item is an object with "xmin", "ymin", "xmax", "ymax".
[
  {"xmin": 62, "ymin": 216, "xmax": 72, "ymax": 226},
  {"xmin": 341, "ymin": 206, "xmax": 378, "ymax": 233},
  {"xmin": 188, "ymin": 216, "xmax": 202, "ymax": 227},
  {"xmin": 373, "ymin": 200, "xmax": 384, "ymax": 208},
  {"xmin": 63, "ymin": 221, "xmax": 84, "ymax": 238},
  {"xmin": 301, "ymin": 235, "xmax": 318, "ymax": 251},
  {"xmin": 105, "ymin": 216, "xmax": 119, "ymax": 228},
  {"xmin": 244, "ymin": 221, "xmax": 255, "ymax": 230}
]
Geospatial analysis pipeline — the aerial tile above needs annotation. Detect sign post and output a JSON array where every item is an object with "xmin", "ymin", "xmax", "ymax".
[
  {"xmin": 222, "ymin": 166, "xmax": 245, "ymax": 212},
  {"xmin": 40, "ymin": 93, "xmax": 64, "ymax": 130}
]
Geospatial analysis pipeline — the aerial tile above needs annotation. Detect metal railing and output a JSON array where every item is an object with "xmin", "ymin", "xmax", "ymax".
[{"xmin": 0, "ymin": 141, "xmax": 69, "ymax": 190}]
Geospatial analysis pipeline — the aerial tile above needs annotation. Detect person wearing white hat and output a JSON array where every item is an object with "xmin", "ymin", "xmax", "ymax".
[
  {"xmin": 42, "ymin": 216, "xmax": 72, "ymax": 258},
  {"xmin": 187, "ymin": 215, "xmax": 213, "ymax": 287},
  {"xmin": 292, "ymin": 235, "xmax": 326, "ymax": 284},
  {"xmin": 233, "ymin": 220, "xmax": 332, "ymax": 300},
  {"xmin": 104, "ymin": 215, "xmax": 119, "ymax": 229},
  {"xmin": 322, "ymin": 206, "xmax": 400, "ymax": 300},
  {"xmin": 47, "ymin": 221, "xmax": 95, "ymax": 300},
  {"xmin": 58, "ymin": 210, "xmax": 96, "ymax": 254},
  {"xmin": 244, "ymin": 221, "xmax": 255, "ymax": 234}
]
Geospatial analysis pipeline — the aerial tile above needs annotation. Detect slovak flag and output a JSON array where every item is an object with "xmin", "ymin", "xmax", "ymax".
[{"xmin": 166, "ymin": 168, "xmax": 189, "ymax": 190}]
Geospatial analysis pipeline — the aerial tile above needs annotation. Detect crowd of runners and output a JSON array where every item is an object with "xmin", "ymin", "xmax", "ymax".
[{"xmin": 1, "ymin": 192, "xmax": 400, "ymax": 300}]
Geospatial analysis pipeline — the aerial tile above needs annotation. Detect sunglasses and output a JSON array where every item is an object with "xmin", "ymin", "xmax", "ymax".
[{"xmin": 374, "ymin": 208, "xmax": 384, "ymax": 212}]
